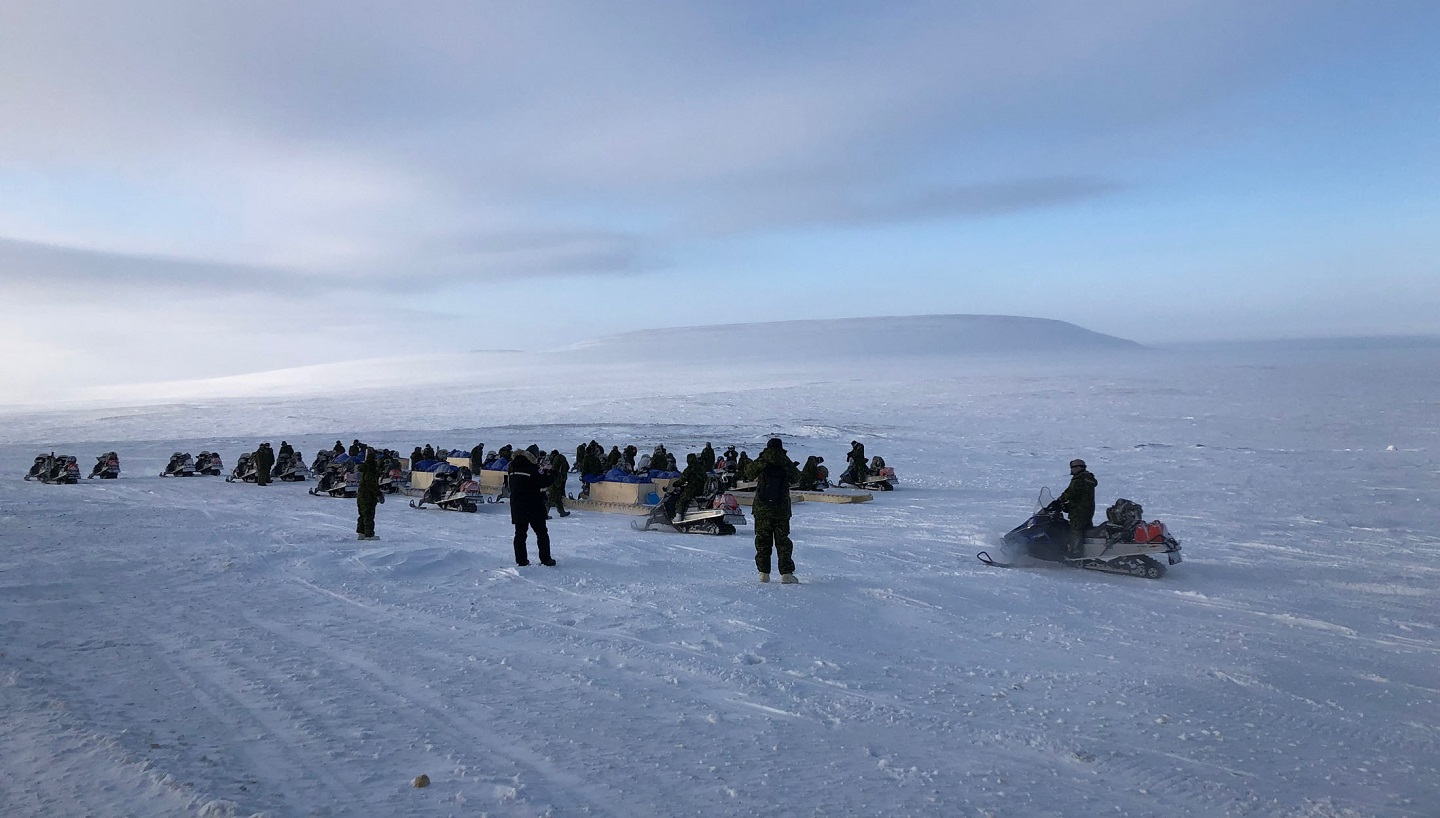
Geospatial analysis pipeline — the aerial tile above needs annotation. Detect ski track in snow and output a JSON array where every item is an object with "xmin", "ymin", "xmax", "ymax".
[{"xmin": 2, "ymin": 346, "xmax": 1439, "ymax": 816}]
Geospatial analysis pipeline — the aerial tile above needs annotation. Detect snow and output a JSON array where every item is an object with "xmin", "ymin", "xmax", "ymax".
[{"xmin": 2, "ymin": 322, "xmax": 1438, "ymax": 817}]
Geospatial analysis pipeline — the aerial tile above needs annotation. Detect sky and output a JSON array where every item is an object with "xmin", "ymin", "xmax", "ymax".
[{"xmin": 2, "ymin": 0, "xmax": 1438, "ymax": 395}]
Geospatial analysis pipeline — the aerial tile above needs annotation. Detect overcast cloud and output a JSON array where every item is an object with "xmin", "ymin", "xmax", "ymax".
[{"xmin": 2, "ymin": 0, "xmax": 1437, "ymax": 396}]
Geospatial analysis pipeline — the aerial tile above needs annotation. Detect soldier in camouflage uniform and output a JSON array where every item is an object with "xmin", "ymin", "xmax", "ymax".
[
  {"xmin": 674, "ymin": 453, "xmax": 708, "ymax": 517},
  {"xmin": 578, "ymin": 446, "xmax": 605, "ymax": 499},
  {"xmin": 253, "ymin": 442, "xmax": 275, "ymax": 486},
  {"xmin": 546, "ymin": 450, "xmax": 571, "ymax": 517},
  {"xmin": 1055, "ymin": 458, "xmax": 1097, "ymax": 558},
  {"xmin": 356, "ymin": 449, "xmax": 383, "ymax": 540},
  {"xmin": 746, "ymin": 438, "xmax": 802, "ymax": 583},
  {"xmin": 798, "ymin": 456, "xmax": 822, "ymax": 491}
]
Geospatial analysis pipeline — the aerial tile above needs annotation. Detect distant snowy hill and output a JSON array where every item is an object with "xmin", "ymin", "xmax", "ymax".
[
  {"xmin": 561, "ymin": 314, "xmax": 1142, "ymax": 360},
  {"xmin": 25, "ymin": 314, "xmax": 1137, "ymax": 408}
]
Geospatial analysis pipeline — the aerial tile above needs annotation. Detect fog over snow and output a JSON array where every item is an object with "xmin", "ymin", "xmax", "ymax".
[{"xmin": 2, "ymin": 318, "xmax": 1438, "ymax": 817}]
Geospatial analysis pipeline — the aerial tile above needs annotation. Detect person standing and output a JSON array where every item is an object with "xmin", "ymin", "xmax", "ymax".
[
  {"xmin": 546, "ymin": 450, "xmax": 571, "ymax": 517},
  {"xmin": 356, "ymin": 449, "xmax": 383, "ymax": 540},
  {"xmin": 470, "ymin": 443, "xmax": 485, "ymax": 475},
  {"xmin": 746, "ymin": 437, "xmax": 802, "ymax": 583},
  {"xmin": 254, "ymin": 442, "xmax": 275, "ymax": 486},
  {"xmin": 845, "ymin": 440, "xmax": 867, "ymax": 486},
  {"xmin": 1056, "ymin": 458, "xmax": 1097, "ymax": 558},
  {"xmin": 579, "ymin": 445, "xmax": 605, "ymax": 499},
  {"xmin": 508, "ymin": 449, "xmax": 557, "ymax": 566}
]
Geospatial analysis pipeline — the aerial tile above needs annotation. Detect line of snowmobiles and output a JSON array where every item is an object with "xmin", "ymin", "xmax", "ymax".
[{"xmin": 979, "ymin": 488, "xmax": 1183, "ymax": 580}]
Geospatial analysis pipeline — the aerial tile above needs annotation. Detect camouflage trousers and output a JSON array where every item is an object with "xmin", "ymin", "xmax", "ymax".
[
  {"xmin": 752, "ymin": 502, "xmax": 795, "ymax": 575},
  {"xmin": 1069, "ymin": 514, "xmax": 1093, "ymax": 556},
  {"xmin": 356, "ymin": 495, "xmax": 378, "ymax": 537}
]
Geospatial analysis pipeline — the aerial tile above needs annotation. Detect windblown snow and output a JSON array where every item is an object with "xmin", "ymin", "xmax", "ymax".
[{"xmin": 1, "ymin": 319, "xmax": 1437, "ymax": 817}]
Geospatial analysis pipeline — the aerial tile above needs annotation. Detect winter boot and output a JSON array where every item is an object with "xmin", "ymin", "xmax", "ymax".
[
  {"xmin": 781, "ymin": 574, "xmax": 799, "ymax": 584},
  {"xmin": 758, "ymin": 572, "xmax": 770, "ymax": 583},
  {"xmin": 541, "ymin": 558, "xmax": 557, "ymax": 566}
]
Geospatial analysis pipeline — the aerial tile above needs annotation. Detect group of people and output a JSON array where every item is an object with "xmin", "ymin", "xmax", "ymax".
[{"xmin": 243, "ymin": 434, "xmax": 1097, "ymax": 584}]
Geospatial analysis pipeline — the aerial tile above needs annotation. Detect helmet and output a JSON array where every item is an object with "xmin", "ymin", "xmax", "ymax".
[{"xmin": 1069, "ymin": 459, "xmax": 1086, "ymax": 469}]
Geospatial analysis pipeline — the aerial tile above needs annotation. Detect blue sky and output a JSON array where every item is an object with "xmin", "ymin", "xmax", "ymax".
[{"xmin": 1, "ymin": 1, "xmax": 1437, "ymax": 392}]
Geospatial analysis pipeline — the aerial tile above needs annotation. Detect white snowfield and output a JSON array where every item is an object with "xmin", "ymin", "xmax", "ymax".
[{"xmin": 2, "ymin": 319, "xmax": 1438, "ymax": 817}]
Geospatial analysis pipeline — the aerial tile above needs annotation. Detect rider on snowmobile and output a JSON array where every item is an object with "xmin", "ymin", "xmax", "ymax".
[{"xmin": 1053, "ymin": 459, "xmax": 1097, "ymax": 557}]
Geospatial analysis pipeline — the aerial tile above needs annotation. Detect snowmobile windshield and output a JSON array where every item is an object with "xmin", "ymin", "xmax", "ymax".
[{"xmin": 1037, "ymin": 487, "xmax": 1053, "ymax": 510}]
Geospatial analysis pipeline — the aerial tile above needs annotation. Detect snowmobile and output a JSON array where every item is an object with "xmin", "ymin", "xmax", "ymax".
[
  {"xmin": 838, "ymin": 456, "xmax": 897, "ymax": 491},
  {"xmin": 632, "ymin": 483, "xmax": 740, "ymax": 535},
  {"xmin": 26, "ymin": 454, "xmax": 80, "ymax": 484},
  {"xmin": 226, "ymin": 453, "xmax": 258, "ymax": 483},
  {"xmin": 310, "ymin": 449, "xmax": 335, "ymax": 476},
  {"xmin": 309, "ymin": 464, "xmax": 358, "ymax": 498},
  {"xmin": 378, "ymin": 460, "xmax": 403, "ymax": 494},
  {"xmin": 24, "ymin": 455, "xmax": 49, "ymax": 481},
  {"xmin": 271, "ymin": 451, "xmax": 309, "ymax": 482},
  {"xmin": 54, "ymin": 456, "xmax": 81, "ymax": 483},
  {"xmin": 160, "ymin": 452, "xmax": 196, "ymax": 477},
  {"xmin": 408, "ymin": 466, "xmax": 481, "ymax": 512},
  {"xmin": 978, "ymin": 489, "xmax": 1183, "ymax": 579},
  {"xmin": 194, "ymin": 451, "xmax": 224, "ymax": 477},
  {"xmin": 88, "ymin": 451, "xmax": 121, "ymax": 479}
]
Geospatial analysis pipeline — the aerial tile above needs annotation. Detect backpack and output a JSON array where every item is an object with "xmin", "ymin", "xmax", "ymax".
[
  {"xmin": 1106, "ymin": 499, "xmax": 1144, "ymax": 529},
  {"xmin": 756, "ymin": 463, "xmax": 788, "ymax": 504}
]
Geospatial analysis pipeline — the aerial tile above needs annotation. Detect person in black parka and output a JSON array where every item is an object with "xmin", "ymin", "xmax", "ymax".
[{"xmin": 507, "ymin": 449, "xmax": 557, "ymax": 566}]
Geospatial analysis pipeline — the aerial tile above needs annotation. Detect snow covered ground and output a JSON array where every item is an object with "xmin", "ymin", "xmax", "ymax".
[{"xmin": 2, "ymin": 327, "xmax": 1438, "ymax": 817}]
